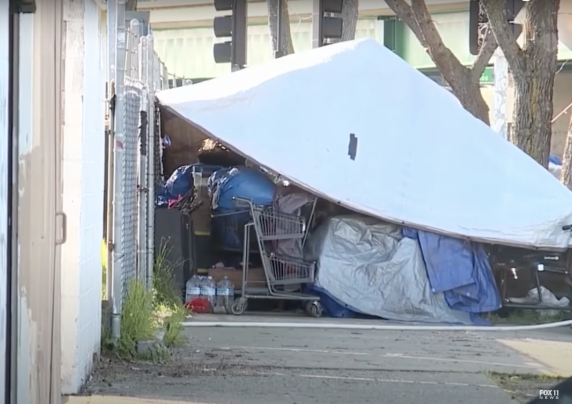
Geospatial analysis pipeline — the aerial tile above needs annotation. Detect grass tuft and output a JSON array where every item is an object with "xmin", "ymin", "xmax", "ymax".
[
  {"xmin": 100, "ymin": 237, "xmax": 188, "ymax": 361},
  {"xmin": 118, "ymin": 279, "xmax": 157, "ymax": 359},
  {"xmin": 486, "ymin": 371, "xmax": 565, "ymax": 403},
  {"xmin": 153, "ymin": 239, "xmax": 188, "ymax": 348},
  {"xmin": 153, "ymin": 240, "xmax": 184, "ymax": 308},
  {"xmin": 485, "ymin": 309, "xmax": 572, "ymax": 325}
]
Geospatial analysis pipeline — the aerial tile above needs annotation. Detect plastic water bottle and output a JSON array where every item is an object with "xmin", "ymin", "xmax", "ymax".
[
  {"xmin": 226, "ymin": 277, "xmax": 234, "ymax": 310},
  {"xmin": 185, "ymin": 275, "xmax": 201, "ymax": 303},
  {"xmin": 204, "ymin": 276, "xmax": 216, "ymax": 305},
  {"xmin": 216, "ymin": 277, "xmax": 226, "ymax": 308},
  {"xmin": 217, "ymin": 276, "xmax": 234, "ymax": 312},
  {"xmin": 199, "ymin": 276, "xmax": 207, "ymax": 299}
]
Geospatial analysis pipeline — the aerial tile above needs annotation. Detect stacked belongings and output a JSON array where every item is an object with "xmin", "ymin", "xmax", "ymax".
[{"xmin": 208, "ymin": 167, "xmax": 276, "ymax": 253}]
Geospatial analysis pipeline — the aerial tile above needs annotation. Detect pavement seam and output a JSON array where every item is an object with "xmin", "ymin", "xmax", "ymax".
[
  {"xmin": 238, "ymin": 370, "xmax": 501, "ymax": 389},
  {"xmin": 179, "ymin": 361, "xmax": 531, "ymax": 375},
  {"xmin": 215, "ymin": 345, "xmax": 540, "ymax": 371}
]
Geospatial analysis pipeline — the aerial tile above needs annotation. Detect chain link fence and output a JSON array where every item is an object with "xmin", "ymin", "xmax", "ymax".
[
  {"xmin": 109, "ymin": 1, "xmax": 171, "ymax": 337},
  {"xmin": 121, "ymin": 78, "xmax": 142, "ymax": 295}
]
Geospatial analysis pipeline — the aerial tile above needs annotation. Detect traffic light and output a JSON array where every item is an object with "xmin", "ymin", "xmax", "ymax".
[
  {"xmin": 213, "ymin": 0, "xmax": 248, "ymax": 70},
  {"xmin": 506, "ymin": 0, "xmax": 525, "ymax": 38},
  {"xmin": 469, "ymin": 0, "xmax": 525, "ymax": 56},
  {"xmin": 313, "ymin": 0, "xmax": 343, "ymax": 47},
  {"xmin": 469, "ymin": 0, "xmax": 481, "ymax": 56}
]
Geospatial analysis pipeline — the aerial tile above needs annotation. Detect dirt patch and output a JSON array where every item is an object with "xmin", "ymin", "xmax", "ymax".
[
  {"xmin": 487, "ymin": 372, "xmax": 565, "ymax": 403},
  {"xmin": 82, "ymin": 346, "xmax": 256, "ymax": 396}
]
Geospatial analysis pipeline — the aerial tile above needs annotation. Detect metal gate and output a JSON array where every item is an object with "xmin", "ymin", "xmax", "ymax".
[{"xmin": 107, "ymin": 0, "xmax": 171, "ymax": 337}]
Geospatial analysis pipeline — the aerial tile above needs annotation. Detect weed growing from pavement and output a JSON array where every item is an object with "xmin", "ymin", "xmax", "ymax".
[
  {"xmin": 118, "ymin": 278, "xmax": 157, "ymax": 358},
  {"xmin": 101, "ymin": 238, "xmax": 107, "ymax": 300},
  {"xmin": 486, "ymin": 371, "xmax": 565, "ymax": 403},
  {"xmin": 153, "ymin": 239, "xmax": 188, "ymax": 348},
  {"xmin": 485, "ymin": 309, "xmax": 572, "ymax": 325},
  {"xmin": 153, "ymin": 239, "xmax": 185, "ymax": 307},
  {"xmin": 157, "ymin": 302, "xmax": 187, "ymax": 347},
  {"xmin": 101, "ymin": 238, "xmax": 188, "ymax": 361}
]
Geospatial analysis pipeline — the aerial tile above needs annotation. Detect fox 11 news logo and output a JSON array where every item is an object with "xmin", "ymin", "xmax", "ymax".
[{"xmin": 539, "ymin": 390, "xmax": 559, "ymax": 400}]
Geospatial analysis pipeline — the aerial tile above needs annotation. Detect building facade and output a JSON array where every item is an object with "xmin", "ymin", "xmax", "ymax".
[{"xmin": 1, "ymin": 0, "xmax": 107, "ymax": 401}]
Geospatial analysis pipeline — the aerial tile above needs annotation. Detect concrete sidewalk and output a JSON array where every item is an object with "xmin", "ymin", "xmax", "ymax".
[
  {"xmin": 186, "ymin": 314, "xmax": 572, "ymax": 376},
  {"xmin": 64, "ymin": 397, "xmax": 206, "ymax": 404},
  {"xmin": 184, "ymin": 318, "xmax": 572, "ymax": 374},
  {"xmin": 72, "ymin": 318, "xmax": 572, "ymax": 404},
  {"xmin": 498, "ymin": 337, "xmax": 572, "ymax": 376}
]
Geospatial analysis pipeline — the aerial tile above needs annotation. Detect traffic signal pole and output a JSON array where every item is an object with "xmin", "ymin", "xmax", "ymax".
[
  {"xmin": 311, "ymin": 0, "xmax": 343, "ymax": 48},
  {"xmin": 311, "ymin": 0, "xmax": 322, "ymax": 49},
  {"xmin": 213, "ymin": 0, "xmax": 247, "ymax": 71},
  {"xmin": 274, "ymin": 0, "xmax": 285, "ymax": 58},
  {"xmin": 231, "ymin": 0, "xmax": 247, "ymax": 71}
]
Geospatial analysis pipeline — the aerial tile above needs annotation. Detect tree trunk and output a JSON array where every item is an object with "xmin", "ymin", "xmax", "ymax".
[
  {"xmin": 511, "ymin": 69, "xmax": 555, "ymax": 168},
  {"xmin": 330, "ymin": 0, "xmax": 359, "ymax": 42},
  {"xmin": 510, "ymin": 2, "xmax": 558, "ymax": 168},
  {"xmin": 481, "ymin": 0, "xmax": 559, "ymax": 167},
  {"xmin": 384, "ymin": 0, "xmax": 495, "ymax": 126},
  {"xmin": 267, "ymin": 0, "xmax": 295, "ymax": 56},
  {"xmin": 448, "ymin": 70, "xmax": 491, "ymax": 124},
  {"xmin": 561, "ymin": 119, "xmax": 572, "ymax": 187}
]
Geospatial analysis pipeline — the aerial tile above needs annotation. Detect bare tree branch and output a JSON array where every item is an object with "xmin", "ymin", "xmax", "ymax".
[
  {"xmin": 480, "ymin": 0, "xmax": 524, "ymax": 73},
  {"xmin": 409, "ymin": 0, "xmax": 467, "ymax": 75},
  {"xmin": 386, "ymin": 0, "xmax": 497, "ymax": 81},
  {"xmin": 384, "ymin": 0, "xmax": 424, "ymax": 46},
  {"xmin": 385, "ymin": 0, "xmax": 467, "ymax": 76},
  {"xmin": 267, "ymin": 0, "xmax": 295, "ymax": 55},
  {"xmin": 471, "ymin": 28, "xmax": 497, "ymax": 78},
  {"xmin": 385, "ymin": 0, "xmax": 492, "ymax": 124}
]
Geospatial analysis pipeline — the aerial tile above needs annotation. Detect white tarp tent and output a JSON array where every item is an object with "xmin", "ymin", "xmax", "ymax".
[{"xmin": 157, "ymin": 38, "xmax": 572, "ymax": 250}]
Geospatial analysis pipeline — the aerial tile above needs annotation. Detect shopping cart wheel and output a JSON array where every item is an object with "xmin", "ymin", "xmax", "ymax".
[
  {"xmin": 306, "ymin": 301, "xmax": 323, "ymax": 318},
  {"xmin": 230, "ymin": 298, "xmax": 248, "ymax": 315}
]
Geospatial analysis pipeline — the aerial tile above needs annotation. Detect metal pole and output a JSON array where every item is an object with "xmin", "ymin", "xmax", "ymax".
[
  {"xmin": 0, "ymin": 1, "xmax": 10, "ymax": 400},
  {"xmin": 275, "ymin": 0, "xmax": 284, "ymax": 58},
  {"xmin": 106, "ymin": 0, "xmax": 117, "ymax": 303},
  {"xmin": 111, "ymin": 0, "xmax": 127, "ymax": 341},
  {"xmin": 146, "ymin": 36, "xmax": 156, "ymax": 290},
  {"xmin": 107, "ymin": 0, "xmax": 117, "ymax": 82},
  {"xmin": 137, "ymin": 36, "xmax": 149, "ymax": 286},
  {"xmin": 105, "ymin": 86, "xmax": 116, "ymax": 303},
  {"xmin": 311, "ymin": 0, "xmax": 322, "ymax": 48},
  {"xmin": 492, "ymin": 48, "xmax": 509, "ymax": 140},
  {"xmin": 231, "ymin": 0, "xmax": 248, "ymax": 70},
  {"xmin": 129, "ymin": 20, "xmax": 140, "ymax": 79}
]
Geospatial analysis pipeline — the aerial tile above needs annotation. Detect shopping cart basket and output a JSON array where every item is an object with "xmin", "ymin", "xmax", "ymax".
[{"xmin": 230, "ymin": 197, "xmax": 322, "ymax": 317}]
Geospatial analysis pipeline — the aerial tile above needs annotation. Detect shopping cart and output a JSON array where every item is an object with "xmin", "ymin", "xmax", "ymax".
[{"xmin": 230, "ymin": 197, "xmax": 323, "ymax": 317}]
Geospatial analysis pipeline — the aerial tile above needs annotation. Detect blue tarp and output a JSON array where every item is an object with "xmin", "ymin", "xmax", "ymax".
[
  {"xmin": 156, "ymin": 164, "xmax": 223, "ymax": 207},
  {"xmin": 550, "ymin": 155, "xmax": 562, "ymax": 166},
  {"xmin": 163, "ymin": 165, "xmax": 194, "ymax": 200},
  {"xmin": 208, "ymin": 167, "xmax": 276, "ymax": 250},
  {"xmin": 402, "ymin": 227, "xmax": 501, "ymax": 316},
  {"xmin": 208, "ymin": 167, "xmax": 276, "ymax": 210},
  {"xmin": 308, "ymin": 285, "xmax": 357, "ymax": 318},
  {"xmin": 211, "ymin": 209, "xmax": 253, "ymax": 250}
]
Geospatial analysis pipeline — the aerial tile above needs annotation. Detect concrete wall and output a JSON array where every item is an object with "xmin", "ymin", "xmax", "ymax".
[{"xmin": 60, "ymin": 0, "xmax": 106, "ymax": 394}]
